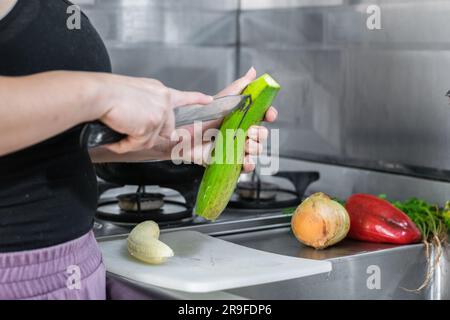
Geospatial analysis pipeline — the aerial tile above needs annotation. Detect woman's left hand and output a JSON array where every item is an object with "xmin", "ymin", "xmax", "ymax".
[
  {"xmin": 215, "ymin": 67, "xmax": 277, "ymax": 172},
  {"xmin": 171, "ymin": 67, "xmax": 278, "ymax": 172}
]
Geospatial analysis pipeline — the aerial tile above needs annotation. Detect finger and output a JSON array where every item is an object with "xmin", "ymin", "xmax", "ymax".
[
  {"xmin": 201, "ymin": 143, "xmax": 214, "ymax": 167},
  {"xmin": 179, "ymin": 118, "xmax": 222, "ymax": 136},
  {"xmin": 170, "ymin": 89, "xmax": 214, "ymax": 107},
  {"xmin": 264, "ymin": 106, "xmax": 278, "ymax": 122},
  {"xmin": 150, "ymin": 117, "xmax": 170, "ymax": 148},
  {"xmin": 245, "ymin": 139, "xmax": 263, "ymax": 156},
  {"xmin": 216, "ymin": 67, "xmax": 257, "ymax": 97},
  {"xmin": 159, "ymin": 108, "xmax": 176, "ymax": 139},
  {"xmin": 247, "ymin": 125, "xmax": 269, "ymax": 142},
  {"xmin": 242, "ymin": 155, "xmax": 256, "ymax": 173},
  {"xmin": 202, "ymin": 118, "xmax": 223, "ymax": 131},
  {"xmin": 104, "ymin": 136, "xmax": 147, "ymax": 154},
  {"xmin": 175, "ymin": 140, "xmax": 213, "ymax": 167}
]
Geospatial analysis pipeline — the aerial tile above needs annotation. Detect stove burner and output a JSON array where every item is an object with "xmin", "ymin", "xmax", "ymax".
[
  {"xmin": 228, "ymin": 171, "xmax": 320, "ymax": 210},
  {"xmin": 229, "ymin": 188, "xmax": 300, "ymax": 210},
  {"xmin": 96, "ymin": 185, "xmax": 193, "ymax": 225},
  {"xmin": 97, "ymin": 198, "xmax": 192, "ymax": 225},
  {"xmin": 237, "ymin": 181, "xmax": 279, "ymax": 201},
  {"xmin": 117, "ymin": 192, "xmax": 164, "ymax": 212}
]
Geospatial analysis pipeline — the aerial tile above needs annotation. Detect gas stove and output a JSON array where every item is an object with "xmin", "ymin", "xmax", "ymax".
[
  {"xmin": 94, "ymin": 166, "xmax": 319, "ymax": 240},
  {"xmin": 94, "ymin": 155, "xmax": 450, "ymax": 241}
]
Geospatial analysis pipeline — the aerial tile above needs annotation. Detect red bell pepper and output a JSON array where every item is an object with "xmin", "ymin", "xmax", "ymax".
[{"xmin": 345, "ymin": 194, "xmax": 422, "ymax": 244}]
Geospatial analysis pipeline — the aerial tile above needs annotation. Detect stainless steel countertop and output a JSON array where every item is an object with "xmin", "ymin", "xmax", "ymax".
[
  {"xmin": 104, "ymin": 226, "xmax": 439, "ymax": 300},
  {"xmin": 100, "ymin": 223, "xmax": 441, "ymax": 300},
  {"xmin": 220, "ymin": 227, "xmax": 415, "ymax": 261}
]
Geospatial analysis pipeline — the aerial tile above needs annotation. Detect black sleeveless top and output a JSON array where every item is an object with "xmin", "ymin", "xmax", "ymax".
[{"xmin": 0, "ymin": 0, "xmax": 111, "ymax": 252}]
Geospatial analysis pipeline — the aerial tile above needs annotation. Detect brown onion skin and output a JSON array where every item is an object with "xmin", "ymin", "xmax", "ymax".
[{"xmin": 291, "ymin": 193, "xmax": 350, "ymax": 249}]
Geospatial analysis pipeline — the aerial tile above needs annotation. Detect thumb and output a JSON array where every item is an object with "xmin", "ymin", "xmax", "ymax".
[{"xmin": 216, "ymin": 67, "xmax": 257, "ymax": 97}]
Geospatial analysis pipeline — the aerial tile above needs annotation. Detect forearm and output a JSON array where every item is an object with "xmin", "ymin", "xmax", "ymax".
[{"xmin": 0, "ymin": 71, "xmax": 104, "ymax": 156}]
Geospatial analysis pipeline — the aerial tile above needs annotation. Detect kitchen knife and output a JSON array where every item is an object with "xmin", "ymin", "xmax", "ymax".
[{"xmin": 80, "ymin": 94, "xmax": 250, "ymax": 149}]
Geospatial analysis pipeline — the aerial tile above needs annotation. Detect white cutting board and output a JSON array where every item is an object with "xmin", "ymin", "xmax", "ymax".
[{"xmin": 99, "ymin": 231, "xmax": 332, "ymax": 293}]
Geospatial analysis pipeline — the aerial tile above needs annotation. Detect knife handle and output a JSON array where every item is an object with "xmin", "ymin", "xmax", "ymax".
[
  {"xmin": 79, "ymin": 110, "xmax": 199, "ymax": 148},
  {"xmin": 80, "ymin": 115, "xmax": 193, "ymax": 149},
  {"xmin": 80, "ymin": 105, "xmax": 210, "ymax": 148},
  {"xmin": 80, "ymin": 110, "xmax": 189, "ymax": 149},
  {"xmin": 80, "ymin": 121, "xmax": 125, "ymax": 149}
]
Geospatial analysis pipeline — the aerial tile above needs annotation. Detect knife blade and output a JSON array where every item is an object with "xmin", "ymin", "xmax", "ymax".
[{"xmin": 80, "ymin": 94, "xmax": 250, "ymax": 149}]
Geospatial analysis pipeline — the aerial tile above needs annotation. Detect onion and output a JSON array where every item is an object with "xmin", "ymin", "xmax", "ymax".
[{"xmin": 291, "ymin": 192, "xmax": 350, "ymax": 249}]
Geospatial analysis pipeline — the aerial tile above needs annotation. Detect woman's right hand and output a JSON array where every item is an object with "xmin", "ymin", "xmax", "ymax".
[{"xmin": 94, "ymin": 73, "xmax": 213, "ymax": 154}]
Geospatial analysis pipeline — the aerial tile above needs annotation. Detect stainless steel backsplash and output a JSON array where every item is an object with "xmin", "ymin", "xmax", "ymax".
[{"xmin": 77, "ymin": 0, "xmax": 450, "ymax": 177}]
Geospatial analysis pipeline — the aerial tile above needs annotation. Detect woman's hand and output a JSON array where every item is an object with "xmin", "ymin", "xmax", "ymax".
[
  {"xmin": 216, "ymin": 67, "xmax": 278, "ymax": 172},
  {"xmin": 172, "ymin": 67, "xmax": 278, "ymax": 172},
  {"xmin": 95, "ymin": 74, "xmax": 213, "ymax": 154}
]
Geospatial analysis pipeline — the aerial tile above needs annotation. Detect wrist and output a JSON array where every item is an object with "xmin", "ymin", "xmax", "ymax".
[{"xmin": 77, "ymin": 72, "xmax": 112, "ymax": 122}]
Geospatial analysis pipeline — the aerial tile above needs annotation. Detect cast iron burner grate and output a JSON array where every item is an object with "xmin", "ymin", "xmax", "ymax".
[
  {"xmin": 227, "ymin": 171, "xmax": 319, "ymax": 210},
  {"xmin": 96, "ymin": 185, "xmax": 193, "ymax": 224}
]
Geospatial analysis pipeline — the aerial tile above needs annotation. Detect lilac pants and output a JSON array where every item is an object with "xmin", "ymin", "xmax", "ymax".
[{"xmin": 0, "ymin": 231, "xmax": 106, "ymax": 300}]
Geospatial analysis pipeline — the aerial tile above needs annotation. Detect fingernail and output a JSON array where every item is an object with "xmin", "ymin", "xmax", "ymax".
[
  {"xmin": 273, "ymin": 107, "xmax": 278, "ymax": 116},
  {"xmin": 246, "ymin": 66, "xmax": 256, "ymax": 77}
]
